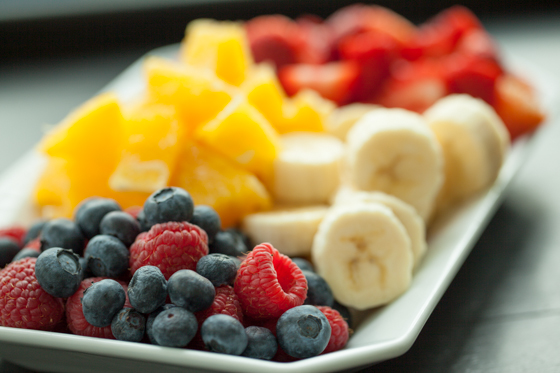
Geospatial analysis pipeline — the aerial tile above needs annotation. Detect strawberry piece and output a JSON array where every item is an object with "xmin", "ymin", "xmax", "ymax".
[
  {"xmin": 456, "ymin": 29, "xmax": 501, "ymax": 61},
  {"xmin": 327, "ymin": 4, "xmax": 416, "ymax": 48},
  {"xmin": 234, "ymin": 243, "xmax": 307, "ymax": 319},
  {"xmin": 443, "ymin": 53, "xmax": 503, "ymax": 104},
  {"xmin": 493, "ymin": 74, "xmax": 545, "ymax": 140},
  {"xmin": 278, "ymin": 61, "xmax": 360, "ymax": 105},
  {"xmin": 23, "ymin": 237, "xmax": 41, "ymax": 253},
  {"xmin": 317, "ymin": 306, "xmax": 350, "ymax": 354},
  {"xmin": 402, "ymin": 5, "xmax": 482, "ymax": 61},
  {"xmin": 338, "ymin": 30, "xmax": 399, "ymax": 101},
  {"xmin": 295, "ymin": 17, "xmax": 335, "ymax": 65},
  {"xmin": 245, "ymin": 15, "xmax": 304, "ymax": 69}
]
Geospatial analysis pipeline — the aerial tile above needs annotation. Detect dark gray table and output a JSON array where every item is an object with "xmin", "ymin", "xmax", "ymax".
[{"xmin": 1, "ymin": 11, "xmax": 560, "ymax": 373}]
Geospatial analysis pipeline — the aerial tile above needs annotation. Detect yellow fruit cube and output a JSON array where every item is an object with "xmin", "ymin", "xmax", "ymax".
[
  {"xmin": 180, "ymin": 19, "xmax": 253, "ymax": 86},
  {"xmin": 169, "ymin": 142, "xmax": 271, "ymax": 228}
]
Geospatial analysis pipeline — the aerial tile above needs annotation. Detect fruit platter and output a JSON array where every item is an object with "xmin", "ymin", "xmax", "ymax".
[{"xmin": 0, "ymin": 4, "xmax": 555, "ymax": 373}]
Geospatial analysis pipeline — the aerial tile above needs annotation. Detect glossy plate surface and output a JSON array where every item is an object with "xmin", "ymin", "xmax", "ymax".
[{"xmin": 0, "ymin": 45, "xmax": 557, "ymax": 373}]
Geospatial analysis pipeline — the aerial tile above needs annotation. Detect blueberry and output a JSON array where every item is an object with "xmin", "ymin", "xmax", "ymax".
[
  {"xmin": 196, "ymin": 254, "xmax": 238, "ymax": 287},
  {"xmin": 111, "ymin": 308, "xmax": 146, "ymax": 342},
  {"xmin": 100, "ymin": 211, "xmax": 141, "ymax": 247},
  {"xmin": 292, "ymin": 257, "xmax": 314, "ymax": 272},
  {"xmin": 40, "ymin": 218, "xmax": 85, "ymax": 255},
  {"xmin": 229, "ymin": 255, "xmax": 242, "ymax": 270},
  {"xmin": 78, "ymin": 256, "xmax": 92, "ymax": 281},
  {"xmin": 201, "ymin": 314, "xmax": 248, "ymax": 355},
  {"xmin": 35, "ymin": 247, "xmax": 82, "ymax": 298},
  {"xmin": 167, "ymin": 269, "xmax": 215, "ymax": 313},
  {"xmin": 276, "ymin": 305, "xmax": 331, "ymax": 358},
  {"xmin": 227, "ymin": 228, "xmax": 251, "ymax": 250},
  {"xmin": 0, "ymin": 238, "xmax": 21, "ymax": 267},
  {"xmin": 81, "ymin": 279, "xmax": 126, "ymax": 327},
  {"xmin": 136, "ymin": 209, "xmax": 150, "ymax": 232},
  {"xmin": 151, "ymin": 307, "xmax": 197, "ymax": 347},
  {"xmin": 23, "ymin": 220, "xmax": 47, "ymax": 245},
  {"xmin": 302, "ymin": 270, "xmax": 334, "ymax": 307},
  {"xmin": 74, "ymin": 197, "xmax": 122, "ymax": 239},
  {"xmin": 143, "ymin": 187, "xmax": 194, "ymax": 228},
  {"xmin": 242, "ymin": 326, "xmax": 278, "ymax": 360},
  {"xmin": 127, "ymin": 266, "xmax": 167, "ymax": 314},
  {"xmin": 146, "ymin": 304, "xmax": 177, "ymax": 345},
  {"xmin": 209, "ymin": 230, "xmax": 248, "ymax": 257},
  {"xmin": 85, "ymin": 235, "xmax": 129, "ymax": 278},
  {"xmin": 332, "ymin": 301, "xmax": 352, "ymax": 328},
  {"xmin": 11, "ymin": 248, "xmax": 40, "ymax": 262},
  {"xmin": 190, "ymin": 205, "xmax": 221, "ymax": 244}
]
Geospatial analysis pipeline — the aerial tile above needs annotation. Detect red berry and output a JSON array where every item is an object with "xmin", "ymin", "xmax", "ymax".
[
  {"xmin": 0, "ymin": 258, "xmax": 64, "ymax": 330},
  {"xmin": 244, "ymin": 316, "xmax": 279, "ymax": 336},
  {"xmin": 24, "ymin": 237, "xmax": 41, "ymax": 253},
  {"xmin": 66, "ymin": 277, "xmax": 130, "ymax": 339},
  {"xmin": 0, "ymin": 226, "xmax": 26, "ymax": 247},
  {"xmin": 234, "ymin": 243, "xmax": 307, "ymax": 319},
  {"xmin": 316, "ymin": 306, "xmax": 350, "ymax": 354},
  {"xmin": 129, "ymin": 222, "xmax": 208, "ymax": 280}
]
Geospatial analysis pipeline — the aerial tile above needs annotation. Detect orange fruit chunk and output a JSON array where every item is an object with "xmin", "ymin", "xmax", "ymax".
[
  {"xmin": 169, "ymin": 141, "xmax": 271, "ymax": 228},
  {"xmin": 144, "ymin": 56, "xmax": 237, "ymax": 135},
  {"xmin": 110, "ymin": 103, "xmax": 181, "ymax": 193},
  {"xmin": 180, "ymin": 19, "xmax": 253, "ymax": 86}
]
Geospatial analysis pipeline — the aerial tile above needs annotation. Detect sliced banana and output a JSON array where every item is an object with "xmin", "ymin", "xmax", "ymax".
[
  {"xmin": 345, "ymin": 108, "xmax": 444, "ymax": 221},
  {"xmin": 332, "ymin": 187, "xmax": 426, "ymax": 269},
  {"xmin": 424, "ymin": 94, "xmax": 511, "ymax": 212},
  {"xmin": 242, "ymin": 205, "xmax": 329, "ymax": 257},
  {"xmin": 272, "ymin": 132, "xmax": 344, "ymax": 205},
  {"xmin": 326, "ymin": 103, "xmax": 379, "ymax": 141},
  {"xmin": 312, "ymin": 203, "xmax": 413, "ymax": 310}
]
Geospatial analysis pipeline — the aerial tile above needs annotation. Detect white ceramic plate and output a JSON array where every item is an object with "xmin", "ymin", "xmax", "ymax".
[{"xmin": 0, "ymin": 45, "xmax": 557, "ymax": 373}]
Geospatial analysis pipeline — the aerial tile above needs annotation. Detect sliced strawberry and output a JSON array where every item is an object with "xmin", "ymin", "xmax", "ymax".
[
  {"xmin": 456, "ymin": 29, "xmax": 501, "ymax": 61},
  {"xmin": 327, "ymin": 4, "xmax": 416, "ymax": 48},
  {"xmin": 295, "ymin": 17, "xmax": 336, "ymax": 65},
  {"xmin": 245, "ymin": 15, "xmax": 304, "ymax": 69},
  {"xmin": 338, "ymin": 30, "xmax": 398, "ymax": 101},
  {"xmin": 443, "ymin": 53, "xmax": 503, "ymax": 104},
  {"xmin": 402, "ymin": 5, "xmax": 483, "ymax": 61},
  {"xmin": 278, "ymin": 61, "xmax": 360, "ymax": 105},
  {"xmin": 493, "ymin": 74, "xmax": 545, "ymax": 140}
]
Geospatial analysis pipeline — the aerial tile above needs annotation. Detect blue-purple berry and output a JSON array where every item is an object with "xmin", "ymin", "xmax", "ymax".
[
  {"xmin": 302, "ymin": 270, "xmax": 334, "ymax": 307},
  {"xmin": 23, "ymin": 220, "xmax": 47, "ymax": 245},
  {"xmin": 74, "ymin": 197, "xmax": 121, "ymax": 239},
  {"xmin": 100, "ymin": 211, "xmax": 140, "ymax": 247},
  {"xmin": 151, "ymin": 307, "xmax": 198, "ymax": 347},
  {"xmin": 40, "ymin": 218, "xmax": 85, "ymax": 255},
  {"xmin": 146, "ymin": 304, "xmax": 177, "ymax": 345},
  {"xmin": 276, "ymin": 305, "xmax": 331, "ymax": 358},
  {"xmin": 85, "ymin": 235, "xmax": 129, "ymax": 278},
  {"xmin": 11, "ymin": 248, "xmax": 40, "ymax": 262},
  {"xmin": 81, "ymin": 279, "xmax": 126, "ymax": 327},
  {"xmin": 111, "ymin": 308, "xmax": 146, "ymax": 342},
  {"xmin": 209, "ymin": 230, "xmax": 248, "ymax": 257},
  {"xmin": 35, "ymin": 247, "xmax": 82, "ymax": 298},
  {"xmin": 0, "ymin": 238, "xmax": 20, "ymax": 267},
  {"xmin": 201, "ymin": 314, "xmax": 248, "ymax": 355},
  {"xmin": 292, "ymin": 257, "xmax": 314, "ymax": 272},
  {"xmin": 127, "ymin": 265, "xmax": 167, "ymax": 314},
  {"xmin": 196, "ymin": 253, "xmax": 238, "ymax": 287},
  {"xmin": 190, "ymin": 205, "xmax": 221, "ymax": 244},
  {"xmin": 242, "ymin": 326, "xmax": 278, "ymax": 360},
  {"xmin": 167, "ymin": 269, "xmax": 215, "ymax": 313},
  {"xmin": 143, "ymin": 187, "xmax": 194, "ymax": 229}
]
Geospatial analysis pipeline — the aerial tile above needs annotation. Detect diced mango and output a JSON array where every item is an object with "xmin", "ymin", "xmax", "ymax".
[
  {"xmin": 169, "ymin": 142, "xmax": 271, "ymax": 228},
  {"xmin": 180, "ymin": 19, "xmax": 254, "ymax": 86},
  {"xmin": 195, "ymin": 96, "xmax": 280, "ymax": 185}
]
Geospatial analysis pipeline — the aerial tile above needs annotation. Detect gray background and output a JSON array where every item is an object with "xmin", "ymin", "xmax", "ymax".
[{"xmin": 1, "ymin": 7, "xmax": 560, "ymax": 373}]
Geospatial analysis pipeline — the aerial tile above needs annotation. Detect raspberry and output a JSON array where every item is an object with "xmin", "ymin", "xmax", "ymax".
[
  {"xmin": 66, "ymin": 277, "xmax": 130, "ymax": 339},
  {"xmin": 0, "ymin": 226, "xmax": 26, "ymax": 247},
  {"xmin": 196, "ymin": 285, "xmax": 244, "ymax": 325},
  {"xmin": 0, "ymin": 258, "xmax": 64, "ymax": 330},
  {"xmin": 234, "ymin": 243, "xmax": 307, "ymax": 319},
  {"xmin": 316, "ymin": 306, "xmax": 350, "ymax": 354},
  {"xmin": 129, "ymin": 222, "xmax": 208, "ymax": 280}
]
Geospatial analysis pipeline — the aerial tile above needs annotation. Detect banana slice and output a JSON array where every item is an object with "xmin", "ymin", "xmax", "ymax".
[
  {"xmin": 345, "ymin": 108, "xmax": 444, "ymax": 221},
  {"xmin": 424, "ymin": 94, "xmax": 511, "ymax": 212},
  {"xmin": 332, "ymin": 187, "xmax": 426, "ymax": 269},
  {"xmin": 272, "ymin": 132, "xmax": 344, "ymax": 205},
  {"xmin": 242, "ymin": 205, "xmax": 329, "ymax": 257},
  {"xmin": 326, "ymin": 103, "xmax": 379, "ymax": 141},
  {"xmin": 312, "ymin": 203, "xmax": 413, "ymax": 310}
]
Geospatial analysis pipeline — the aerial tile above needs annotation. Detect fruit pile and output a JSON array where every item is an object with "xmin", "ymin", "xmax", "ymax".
[
  {"xmin": 246, "ymin": 4, "xmax": 545, "ymax": 140},
  {"xmin": 0, "ymin": 187, "xmax": 349, "ymax": 360}
]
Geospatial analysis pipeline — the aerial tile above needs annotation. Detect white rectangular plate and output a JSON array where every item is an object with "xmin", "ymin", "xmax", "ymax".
[{"xmin": 0, "ymin": 45, "xmax": 557, "ymax": 373}]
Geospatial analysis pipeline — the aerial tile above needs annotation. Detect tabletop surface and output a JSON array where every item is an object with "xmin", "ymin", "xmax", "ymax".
[{"xmin": 1, "ymin": 7, "xmax": 560, "ymax": 373}]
